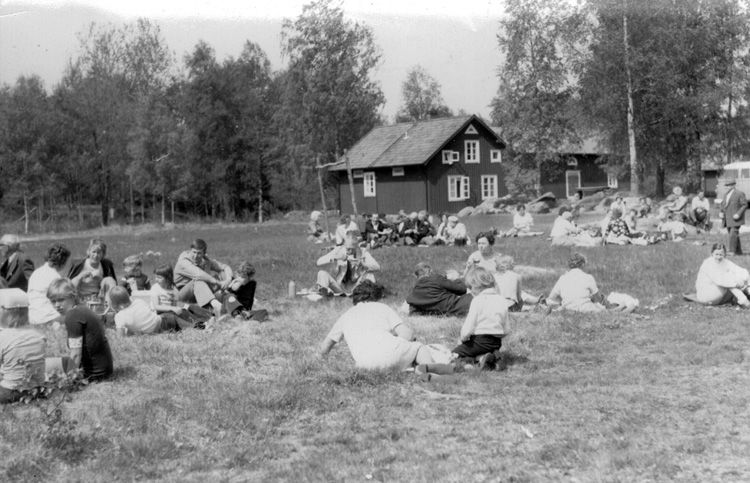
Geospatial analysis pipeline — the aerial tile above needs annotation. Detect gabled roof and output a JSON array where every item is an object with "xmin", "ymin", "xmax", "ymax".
[{"xmin": 330, "ymin": 115, "xmax": 505, "ymax": 171}]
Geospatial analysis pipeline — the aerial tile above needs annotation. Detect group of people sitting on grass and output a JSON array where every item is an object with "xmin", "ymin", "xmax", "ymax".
[
  {"xmin": 308, "ymin": 206, "xmax": 546, "ymax": 249},
  {"xmin": 0, "ymin": 236, "xmax": 265, "ymax": 403},
  {"xmin": 316, "ymin": 224, "xmax": 641, "ymax": 380}
]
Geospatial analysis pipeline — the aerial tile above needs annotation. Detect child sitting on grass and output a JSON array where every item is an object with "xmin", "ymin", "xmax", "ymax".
[
  {"xmin": 150, "ymin": 265, "xmax": 213, "ymax": 328},
  {"xmin": 119, "ymin": 255, "xmax": 151, "ymax": 293},
  {"xmin": 109, "ymin": 286, "xmax": 191, "ymax": 336},
  {"xmin": 222, "ymin": 261, "xmax": 268, "ymax": 321},
  {"xmin": 452, "ymin": 266, "xmax": 511, "ymax": 370}
]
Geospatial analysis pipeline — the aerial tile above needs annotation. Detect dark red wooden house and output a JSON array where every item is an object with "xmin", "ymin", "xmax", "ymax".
[{"xmin": 329, "ymin": 115, "xmax": 507, "ymax": 214}]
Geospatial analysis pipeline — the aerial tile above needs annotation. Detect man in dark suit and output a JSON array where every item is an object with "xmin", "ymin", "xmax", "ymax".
[
  {"xmin": 0, "ymin": 234, "xmax": 35, "ymax": 291},
  {"xmin": 720, "ymin": 179, "xmax": 747, "ymax": 255},
  {"xmin": 406, "ymin": 262, "xmax": 473, "ymax": 316}
]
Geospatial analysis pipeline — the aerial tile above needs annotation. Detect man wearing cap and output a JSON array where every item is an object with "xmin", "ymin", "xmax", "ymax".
[
  {"xmin": 720, "ymin": 178, "xmax": 747, "ymax": 255},
  {"xmin": 0, "ymin": 234, "xmax": 35, "ymax": 292},
  {"xmin": 440, "ymin": 216, "xmax": 469, "ymax": 246}
]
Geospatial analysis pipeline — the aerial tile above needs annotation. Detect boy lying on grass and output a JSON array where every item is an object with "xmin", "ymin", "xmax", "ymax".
[
  {"xmin": 109, "ymin": 286, "xmax": 192, "ymax": 336},
  {"xmin": 318, "ymin": 281, "xmax": 436, "ymax": 370}
]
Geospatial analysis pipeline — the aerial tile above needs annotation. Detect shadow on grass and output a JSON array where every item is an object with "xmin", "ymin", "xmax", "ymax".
[
  {"xmin": 321, "ymin": 368, "xmax": 408, "ymax": 387},
  {"xmin": 496, "ymin": 352, "xmax": 529, "ymax": 371},
  {"xmin": 111, "ymin": 365, "xmax": 138, "ymax": 381}
]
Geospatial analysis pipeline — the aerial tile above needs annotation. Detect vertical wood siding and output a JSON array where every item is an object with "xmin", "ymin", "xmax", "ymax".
[{"xmin": 337, "ymin": 168, "xmax": 427, "ymax": 215}]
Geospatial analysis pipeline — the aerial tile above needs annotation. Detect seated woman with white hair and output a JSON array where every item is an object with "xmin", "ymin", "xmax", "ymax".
[
  {"xmin": 695, "ymin": 243, "xmax": 750, "ymax": 307},
  {"xmin": 307, "ymin": 211, "xmax": 329, "ymax": 243},
  {"xmin": 550, "ymin": 208, "xmax": 600, "ymax": 247},
  {"xmin": 437, "ymin": 215, "xmax": 469, "ymax": 246}
]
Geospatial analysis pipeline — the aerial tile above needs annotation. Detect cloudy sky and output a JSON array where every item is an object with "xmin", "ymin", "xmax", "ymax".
[{"xmin": 0, "ymin": 0, "xmax": 507, "ymax": 120}]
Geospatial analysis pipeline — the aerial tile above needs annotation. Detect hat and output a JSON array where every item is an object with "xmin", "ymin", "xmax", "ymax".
[
  {"xmin": 725, "ymin": 178, "xmax": 737, "ymax": 186},
  {"xmin": 448, "ymin": 215, "xmax": 459, "ymax": 222},
  {"xmin": 0, "ymin": 288, "xmax": 29, "ymax": 309}
]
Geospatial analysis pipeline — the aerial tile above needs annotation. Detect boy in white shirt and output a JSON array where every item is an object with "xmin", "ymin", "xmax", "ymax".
[{"xmin": 109, "ymin": 286, "xmax": 191, "ymax": 335}]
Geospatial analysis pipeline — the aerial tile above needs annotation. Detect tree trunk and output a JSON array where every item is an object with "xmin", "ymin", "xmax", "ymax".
[
  {"xmin": 171, "ymin": 200, "xmax": 175, "ymax": 224},
  {"xmin": 130, "ymin": 179, "xmax": 135, "ymax": 224},
  {"xmin": 344, "ymin": 150, "xmax": 359, "ymax": 216},
  {"xmin": 161, "ymin": 190, "xmax": 165, "ymax": 225},
  {"xmin": 623, "ymin": 10, "xmax": 639, "ymax": 196},
  {"xmin": 141, "ymin": 193, "xmax": 145, "ymax": 223},
  {"xmin": 655, "ymin": 161, "xmax": 666, "ymax": 198},
  {"xmin": 316, "ymin": 155, "xmax": 331, "ymax": 236},
  {"xmin": 23, "ymin": 195, "xmax": 29, "ymax": 234},
  {"xmin": 258, "ymin": 158, "xmax": 264, "ymax": 223}
]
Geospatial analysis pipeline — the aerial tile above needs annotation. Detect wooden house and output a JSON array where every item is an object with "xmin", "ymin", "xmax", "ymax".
[{"xmin": 329, "ymin": 115, "xmax": 507, "ymax": 214}]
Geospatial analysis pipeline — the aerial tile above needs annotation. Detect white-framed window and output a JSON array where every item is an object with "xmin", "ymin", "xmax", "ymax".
[
  {"xmin": 566, "ymin": 158, "xmax": 578, "ymax": 167},
  {"xmin": 465, "ymin": 140, "xmax": 479, "ymax": 164},
  {"xmin": 442, "ymin": 150, "xmax": 459, "ymax": 164},
  {"xmin": 607, "ymin": 173, "xmax": 618, "ymax": 189},
  {"xmin": 465, "ymin": 125, "xmax": 478, "ymax": 135},
  {"xmin": 392, "ymin": 167, "xmax": 404, "ymax": 177},
  {"xmin": 448, "ymin": 175, "xmax": 470, "ymax": 201},
  {"xmin": 364, "ymin": 172, "xmax": 376, "ymax": 197},
  {"xmin": 481, "ymin": 175, "xmax": 498, "ymax": 199},
  {"xmin": 353, "ymin": 169, "xmax": 364, "ymax": 178},
  {"xmin": 490, "ymin": 150, "xmax": 502, "ymax": 163}
]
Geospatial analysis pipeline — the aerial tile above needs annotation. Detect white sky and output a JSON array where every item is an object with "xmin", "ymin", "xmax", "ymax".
[{"xmin": 0, "ymin": 0, "xmax": 507, "ymax": 120}]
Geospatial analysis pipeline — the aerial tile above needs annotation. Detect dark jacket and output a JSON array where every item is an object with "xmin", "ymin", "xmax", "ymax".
[
  {"xmin": 68, "ymin": 258, "xmax": 117, "ymax": 281},
  {"xmin": 406, "ymin": 274, "xmax": 473, "ymax": 317},
  {"xmin": 0, "ymin": 251, "xmax": 35, "ymax": 292}
]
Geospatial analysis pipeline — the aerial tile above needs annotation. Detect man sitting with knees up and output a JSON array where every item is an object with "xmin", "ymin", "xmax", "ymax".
[
  {"xmin": 314, "ymin": 230, "xmax": 380, "ymax": 297},
  {"xmin": 174, "ymin": 239, "xmax": 234, "ymax": 320}
]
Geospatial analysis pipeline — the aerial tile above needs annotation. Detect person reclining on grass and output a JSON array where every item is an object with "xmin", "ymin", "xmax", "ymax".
[
  {"xmin": 151, "ymin": 264, "xmax": 213, "ymax": 327},
  {"xmin": 318, "ymin": 280, "xmax": 437, "ymax": 370},
  {"xmin": 694, "ymin": 243, "xmax": 750, "ymax": 308},
  {"xmin": 108, "ymin": 286, "xmax": 192, "ymax": 336},
  {"xmin": 174, "ymin": 239, "xmax": 234, "ymax": 320},
  {"xmin": 47, "ymin": 279, "xmax": 113, "ymax": 382},
  {"xmin": 405, "ymin": 262, "xmax": 473, "ymax": 317},
  {"xmin": 314, "ymin": 230, "xmax": 380, "ymax": 297}
]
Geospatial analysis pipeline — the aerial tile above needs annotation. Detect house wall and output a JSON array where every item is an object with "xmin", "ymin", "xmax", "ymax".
[
  {"xmin": 425, "ymin": 130, "xmax": 507, "ymax": 214},
  {"xmin": 336, "ymin": 167, "xmax": 427, "ymax": 215},
  {"xmin": 542, "ymin": 155, "xmax": 630, "ymax": 199}
]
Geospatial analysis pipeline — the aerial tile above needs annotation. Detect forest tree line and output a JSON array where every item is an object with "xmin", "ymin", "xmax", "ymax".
[{"xmin": 2, "ymin": 0, "xmax": 750, "ymax": 229}]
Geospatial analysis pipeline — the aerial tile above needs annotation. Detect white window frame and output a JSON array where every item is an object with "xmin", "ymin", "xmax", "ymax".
[
  {"xmin": 353, "ymin": 169, "xmax": 364, "ymax": 179},
  {"xmin": 465, "ymin": 125, "xmax": 478, "ymax": 135},
  {"xmin": 392, "ymin": 167, "xmax": 404, "ymax": 177},
  {"xmin": 566, "ymin": 158, "xmax": 578, "ymax": 167},
  {"xmin": 481, "ymin": 175, "xmax": 498, "ymax": 200},
  {"xmin": 490, "ymin": 150, "xmax": 502, "ymax": 163},
  {"xmin": 442, "ymin": 150, "xmax": 459, "ymax": 164},
  {"xmin": 363, "ymin": 172, "xmax": 376, "ymax": 197},
  {"xmin": 465, "ymin": 140, "xmax": 479, "ymax": 164},
  {"xmin": 448, "ymin": 175, "xmax": 470, "ymax": 201},
  {"xmin": 607, "ymin": 173, "xmax": 618, "ymax": 189}
]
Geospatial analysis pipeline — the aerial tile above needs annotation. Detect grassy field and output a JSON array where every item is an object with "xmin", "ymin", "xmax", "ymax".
[{"xmin": 2, "ymin": 214, "xmax": 750, "ymax": 482}]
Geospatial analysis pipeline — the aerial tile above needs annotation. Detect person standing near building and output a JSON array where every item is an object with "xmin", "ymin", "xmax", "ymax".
[{"xmin": 720, "ymin": 179, "xmax": 747, "ymax": 255}]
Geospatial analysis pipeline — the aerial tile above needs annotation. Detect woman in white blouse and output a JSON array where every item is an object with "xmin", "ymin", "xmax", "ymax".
[{"xmin": 695, "ymin": 243, "xmax": 750, "ymax": 307}]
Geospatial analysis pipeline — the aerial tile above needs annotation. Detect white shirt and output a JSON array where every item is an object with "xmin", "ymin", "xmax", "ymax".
[
  {"xmin": 115, "ymin": 299, "xmax": 161, "ymax": 334},
  {"xmin": 548, "ymin": 268, "xmax": 601, "ymax": 312},
  {"xmin": 326, "ymin": 302, "xmax": 422, "ymax": 370},
  {"xmin": 691, "ymin": 196, "xmax": 710, "ymax": 211},
  {"xmin": 513, "ymin": 212, "xmax": 534, "ymax": 231},
  {"xmin": 461, "ymin": 288, "xmax": 512, "ymax": 340},
  {"xmin": 696, "ymin": 258, "xmax": 749, "ymax": 295},
  {"xmin": 550, "ymin": 217, "xmax": 578, "ymax": 238},
  {"xmin": 28, "ymin": 263, "xmax": 63, "ymax": 325}
]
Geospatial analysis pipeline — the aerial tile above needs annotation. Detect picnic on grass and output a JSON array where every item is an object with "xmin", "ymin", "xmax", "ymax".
[{"xmin": 2, "ymin": 178, "xmax": 748, "ymax": 401}]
